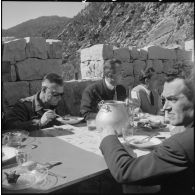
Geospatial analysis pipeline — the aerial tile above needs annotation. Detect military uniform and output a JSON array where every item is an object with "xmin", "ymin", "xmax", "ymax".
[{"xmin": 4, "ymin": 92, "xmax": 70, "ymax": 131}]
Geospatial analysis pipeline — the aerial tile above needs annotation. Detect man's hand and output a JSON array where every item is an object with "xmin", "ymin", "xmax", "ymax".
[
  {"xmin": 99, "ymin": 126, "xmax": 117, "ymax": 143},
  {"xmin": 40, "ymin": 110, "xmax": 56, "ymax": 126}
]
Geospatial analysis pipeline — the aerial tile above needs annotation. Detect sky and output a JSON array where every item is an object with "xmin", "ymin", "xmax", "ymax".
[{"xmin": 2, "ymin": 1, "xmax": 89, "ymax": 29}]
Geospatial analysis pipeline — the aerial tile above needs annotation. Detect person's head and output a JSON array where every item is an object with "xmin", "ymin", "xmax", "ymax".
[
  {"xmin": 162, "ymin": 76, "xmax": 194, "ymax": 127},
  {"xmin": 139, "ymin": 67, "xmax": 155, "ymax": 87},
  {"xmin": 103, "ymin": 59, "xmax": 122, "ymax": 86},
  {"xmin": 40, "ymin": 73, "xmax": 64, "ymax": 106}
]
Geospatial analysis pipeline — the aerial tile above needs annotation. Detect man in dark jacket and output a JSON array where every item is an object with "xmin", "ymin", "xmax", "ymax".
[
  {"xmin": 99, "ymin": 76, "xmax": 194, "ymax": 194},
  {"xmin": 4, "ymin": 73, "xmax": 70, "ymax": 131},
  {"xmin": 80, "ymin": 59, "xmax": 127, "ymax": 120}
]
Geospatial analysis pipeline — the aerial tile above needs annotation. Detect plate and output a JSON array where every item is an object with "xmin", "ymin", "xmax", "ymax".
[
  {"xmin": 30, "ymin": 163, "xmax": 48, "ymax": 184},
  {"xmin": 126, "ymin": 135, "xmax": 162, "ymax": 149},
  {"xmin": 2, "ymin": 146, "xmax": 18, "ymax": 162},
  {"xmin": 56, "ymin": 116, "xmax": 84, "ymax": 125},
  {"xmin": 2, "ymin": 165, "xmax": 36, "ymax": 190}
]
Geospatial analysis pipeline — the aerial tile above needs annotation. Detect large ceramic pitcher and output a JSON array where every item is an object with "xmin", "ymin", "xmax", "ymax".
[{"xmin": 96, "ymin": 100, "xmax": 129, "ymax": 135}]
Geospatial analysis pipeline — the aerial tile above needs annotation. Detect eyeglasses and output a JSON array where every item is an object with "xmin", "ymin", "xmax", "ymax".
[
  {"xmin": 51, "ymin": 92, "xmax": 64, "ymax": 97},
  {"xmin": 107, "ymin": 72, "xmax": 120, "ymax": 79},
  {"xmin": 45, "ymin": 87, "xmax": 64, "ymax": 97}
]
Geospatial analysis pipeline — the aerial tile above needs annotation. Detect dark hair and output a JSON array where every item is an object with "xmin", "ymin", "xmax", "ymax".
[
  {"xmin": 183, "ymin": 79, "xmax": 194, "ymax": 102},
  {"xmin": 103, "ymin": 59, "xmax": 122, "ymax": 77},
  {"xmin": 164, "ymin": 75, "xmax": 194, "ymax": 103},
  {"xmin": 164, "ymin": 74, "xmax": 185, "ymax": 83},
  {"xmin": 139, "ymin": 67, "xmax": 155, "ymax": 83},
  {"xmin": 42, "ymin": 73, "xmax": 63, "ymax": 86}
]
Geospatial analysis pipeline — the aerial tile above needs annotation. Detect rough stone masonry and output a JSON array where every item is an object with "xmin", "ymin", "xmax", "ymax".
[{"xmin": 2, "ymin": 37, "xmax": 194, "ymax": 116}]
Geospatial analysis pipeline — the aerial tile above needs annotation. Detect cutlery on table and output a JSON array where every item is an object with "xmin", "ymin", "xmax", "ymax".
[
  {"xmin": 44, "ymin": 161, "xmax": 62, "ymax": 169},
  {"xmin": 42, "ymin": 161, "xmax": 67, "ymax": 179},
  {"xmin": 48, "ymin": 171, "xmax": 67, "ymax": 179},
  {"xmin": 44, "ymin": 109, "xmax": 63, "ymax": 118}
]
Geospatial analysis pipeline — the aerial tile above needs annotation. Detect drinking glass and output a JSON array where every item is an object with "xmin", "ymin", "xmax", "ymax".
[
  {"xmin": 16, "ymin": 147, "xmax": 31, "ymax": 166},
  {"xmin": 122, "ymin": 121, "xmax": 136, "ymax": 144},
  {"xmin": 87, "ymin": 119, "xmax": 96, "ymax": 131}
]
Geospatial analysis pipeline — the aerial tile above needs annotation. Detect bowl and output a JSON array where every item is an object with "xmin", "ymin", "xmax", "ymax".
[{"xmin": 2, "ymin": 130, "xmax": 29, "ymax": 147}]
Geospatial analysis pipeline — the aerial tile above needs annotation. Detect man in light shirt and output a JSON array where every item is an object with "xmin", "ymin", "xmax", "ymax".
[
  {"xmin": 80, "ymin": 59, "xmax": 127, "ymax": 120},
  {"xmin": 130, "ymin": 67, "xmax": 162, "ymax": 115}
]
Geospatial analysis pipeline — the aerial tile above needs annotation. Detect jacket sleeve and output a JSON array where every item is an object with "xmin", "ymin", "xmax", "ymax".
[
  {"xmin": 4, "ymin": 101, "xmax": 40, "ymax": 131},
  {"xmin": 80, "ymin": 87, "xmax": 98, "ymax": 120},
  {"xmin": 99, "ymin": 134, "xmax": 191, "ymax": 185}
]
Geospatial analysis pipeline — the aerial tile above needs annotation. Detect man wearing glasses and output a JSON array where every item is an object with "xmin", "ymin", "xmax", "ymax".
[
  {"xmin": 4, "ymin": 73, "xmax": 70, "ymax": 131},
  {"xmin": 80, "ymin": 59, "xmax": 127, "ymax": 120}
]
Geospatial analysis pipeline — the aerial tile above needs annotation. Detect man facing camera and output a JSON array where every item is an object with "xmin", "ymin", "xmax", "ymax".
[
  {"xmin": 99, "ymin": 75, "xmax": 194, "ymax": 194},
  {"xmin": 4, "ymin": 73, "xmax": 70, "ymax": 131},
  {"xmin": 80, "ymin": 59, "xmax": 127, "ymax": 120}
]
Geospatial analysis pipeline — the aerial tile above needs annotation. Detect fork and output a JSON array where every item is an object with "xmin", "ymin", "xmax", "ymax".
[
  {"xmin": 48, "ymin": 171, "xmax": 67, "ymax": 179},
  {"xmin": 44, "ymin": 109, "xmax": 62, "ymax": 118}
]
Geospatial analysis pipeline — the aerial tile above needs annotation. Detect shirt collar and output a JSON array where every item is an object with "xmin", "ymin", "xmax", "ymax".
[
  {"xmin": 104, "ymin": 78, "xmax": 115, "ymax": 90},
  {"xmin": 34, "ymin": 92, "xmax": 44, "ymax": 112},
  {"xmin": 186, "ymin": 120, "xmax": 194, "ymax": 128}
]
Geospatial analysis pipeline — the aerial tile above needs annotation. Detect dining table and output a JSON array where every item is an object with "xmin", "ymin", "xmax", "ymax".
[{"xmin": 2, "ymin": 114, "xmax": 174, "ymax": 194}]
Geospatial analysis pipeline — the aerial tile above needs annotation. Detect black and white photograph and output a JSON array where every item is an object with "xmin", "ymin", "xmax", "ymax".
[{"xmin": 1, "ymin": 1, "xmax": 194, "ymax": 194}]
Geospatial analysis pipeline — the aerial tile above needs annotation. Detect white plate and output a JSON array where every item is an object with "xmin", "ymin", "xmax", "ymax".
[
  {"xmin": 126, "ymin": 135, "xmax": 162, "ymax": 149},
  {"xmin": 56, "ymin": 116, "xmax": 84, "ymax": 125},
  {"xmin": 2, "ymin": 165, "xmax": 36, "ymax": 190},
  {"xmin": 2, "ymin": 146, "xmax": 17, "ymax": 162}
]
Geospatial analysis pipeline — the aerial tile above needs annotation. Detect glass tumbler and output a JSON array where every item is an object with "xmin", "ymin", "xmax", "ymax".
[
  {"xmin": 122, "ymin": 121, "xmax": 136, "ymax": 144},
  {"xmin": 16, "ymin": 147, "xmax": 31, "ymax": 166}
]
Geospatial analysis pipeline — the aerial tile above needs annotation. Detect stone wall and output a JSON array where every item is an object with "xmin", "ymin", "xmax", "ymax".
[
  {"xmin": 2, "ymin": 38, "xmax": 194, "ymax": 116},
  {"xmin": 2, "ymin": 37, "xmax": 60, "ymax": 112},
  {"xmin": 80, "ymin": 43, "xmax": 194, "ymax": 94},
  {"xmin": 2, "ymin": 37, "xmax": 99, "ymax": 115}
]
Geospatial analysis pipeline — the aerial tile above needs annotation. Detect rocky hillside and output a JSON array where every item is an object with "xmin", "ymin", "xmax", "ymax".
[
  {"xmin": 3, "ymin": 2, "xmax": 194, "ymax": 64},
  {"xmin": 2, "ymin": 15, "xmax": 70, "ymax": 39},
  {"xmin": 58, "ymin": 2, "xmax": 194, "ymax": 63}
]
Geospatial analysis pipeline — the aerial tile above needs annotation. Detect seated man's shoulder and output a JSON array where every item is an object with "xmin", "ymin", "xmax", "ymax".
[
  {"xmin": 85, "ymin": 80, "xmax": 102, "ymax": 92},
  {"xmin": 132, "ymin": 84, "xmax": 145, "ymax": 92},
  {"xmin": 19, "ymin": 95, "xmax": 35, "ymax": 104},
  {"xmin": 163, "ymin": 127, "xmax": 194, "ymax": 156}
]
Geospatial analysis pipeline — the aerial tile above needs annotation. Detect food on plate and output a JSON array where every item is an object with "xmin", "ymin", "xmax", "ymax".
[
  {"xmin": 21, "ymin": 161, "xmax": 37, "ymax": 171},
  {"xmin": 62, "ymin": 116, "xmax": 79, "ymax": 121},
  {"xmin": 4, "ymin": 170, "xmax": 20, "ymax": 184},
  {"xmin": 133, "ymin": 138, "xmax": 149, "ymax": 144},
  {"xmin": 137, "ymin": 120, "xmax": 166, "ymax": 129}
]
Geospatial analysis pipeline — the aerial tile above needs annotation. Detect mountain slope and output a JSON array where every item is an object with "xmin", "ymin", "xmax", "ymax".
[
  {"xmin": 2, "ymin": 15, "xmax": 70, "ymax": 39},
  {"xmin": 2, "ymin": 2, "xmax": 194, "ymax": 63},
  {"xmin": 57, "ymin": 2, "xmax": 194, "ymax": 62}
]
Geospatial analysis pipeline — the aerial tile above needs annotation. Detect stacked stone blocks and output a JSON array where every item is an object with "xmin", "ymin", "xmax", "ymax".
[
  {"xmin": 2, "ymin": 38, "xmax": 194, "ymax": 116},
  {"xmin": 80, "ymin": 44, "xmax": 193, "ymax": 94},
  {"xmin": 2, "ymin": 37, "xmax": 63, "ymax": 111}
]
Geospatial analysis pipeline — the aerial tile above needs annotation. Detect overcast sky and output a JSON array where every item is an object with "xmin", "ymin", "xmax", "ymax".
[{"xmin": 2, "ymin": 1, "xmax": 89, "ymax": 29}]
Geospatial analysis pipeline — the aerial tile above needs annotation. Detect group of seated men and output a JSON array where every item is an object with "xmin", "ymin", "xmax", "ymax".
[
  {"xmin": 3, "ymin": 58, "xmax": 162, "ymax": 130},
  {"xmin": 2, "ymin": 58, "xmax": 194, "ymax": 194}
]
